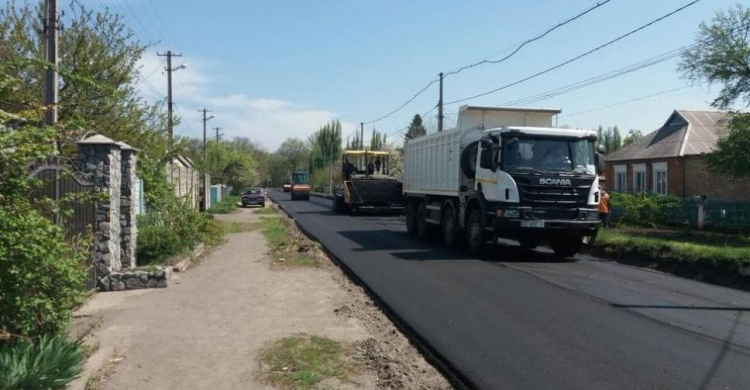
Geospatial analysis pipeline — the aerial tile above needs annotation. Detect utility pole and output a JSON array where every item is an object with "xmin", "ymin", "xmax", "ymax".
[
  {"xmin": 43, "ymin": 0, "xmax": 58, "ymax": 125},
  {"xmin": 157, "ymin": 51, "xmax": 184, "ymax": 142},
  {"xmin": 213, "ymin": 127, "xmax": 223, "ymax": 142},
  {"xmin": 438, "ymin": 72, "xmax": 444, "ymax": 132},
  {"xmin": 360, "ymin": 122, "xmax": 364, "ymax": 150}
]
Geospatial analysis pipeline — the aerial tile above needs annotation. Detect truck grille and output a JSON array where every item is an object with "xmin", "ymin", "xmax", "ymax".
[
  {"xmin": 517, "ymin": 183, "xmax": 590, "ymax": 206},
  {"xmin": 529, "ymin": 208, "xmax": 579, "ymax": 220}
]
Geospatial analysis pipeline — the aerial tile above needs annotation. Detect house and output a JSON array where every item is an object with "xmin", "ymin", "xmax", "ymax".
[{"xmin": 604, "ymin": 110, "xmax": 750, "ymax": 201}]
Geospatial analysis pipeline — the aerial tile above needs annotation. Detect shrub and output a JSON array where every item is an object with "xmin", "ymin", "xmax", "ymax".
[
  {"xmin": 135, "ymin": 224, "xmax": 184, "ymax": 265},
  {"xmin": 206, "ymin": 195, "xmax": 240, "ymax": 215},
  {"xmin": 611, "ymin": 192, "xmax": 681, "ymax": 227},
  {"xmin": 0, "ymin": 335, "xmax": 84, "ymax": 390}
]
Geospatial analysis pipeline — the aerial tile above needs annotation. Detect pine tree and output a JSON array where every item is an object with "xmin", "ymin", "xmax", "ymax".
[{"xmin": 405, "ymin": 114, "xmax": 427, "ymax": 140}]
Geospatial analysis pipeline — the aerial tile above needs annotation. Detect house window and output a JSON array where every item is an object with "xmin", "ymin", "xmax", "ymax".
[
  {"xmin": 652, "ymin": 162, "xmax": 668, "ymax": 195},
  {"xmin": 614, "ymin": 165, "xmax": 627, "ymax": 191},
  {"xmin": 632, "ymin": 164, "xmax": 646, "ymax": 193}
]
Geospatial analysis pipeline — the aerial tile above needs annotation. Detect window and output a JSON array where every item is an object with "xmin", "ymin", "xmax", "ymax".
[
  {"xmin": 632, "ymin": 164, "xmax": 646, "ymax": 193},
  {"xmin": 652, "ymin": 162, "xmax": 667, "ymax": 195},
  {"xmin": 614, "ymin": 165, "xmax": 627, "ymax": 191}
]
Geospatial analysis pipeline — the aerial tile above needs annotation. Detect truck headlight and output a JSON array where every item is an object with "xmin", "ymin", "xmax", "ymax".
[
  {"xmin": 504, "ymin": 209, "xmax": 520, "ymax": 218},
  {"xmin": 583, "ymin": 210, "xmax": 599, "ymax": 220}
]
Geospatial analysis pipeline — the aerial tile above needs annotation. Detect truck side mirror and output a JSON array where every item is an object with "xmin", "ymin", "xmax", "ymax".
[
  {"xmin": 595, "ymin": 153, "xmax": 605, "ymax": 175},
  {"xmin": 597, "ymin": 144, "xmax": 607, "ymax": 154}
]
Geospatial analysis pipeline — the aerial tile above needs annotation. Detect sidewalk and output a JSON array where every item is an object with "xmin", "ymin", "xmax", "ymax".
[{"xmin": 71, "ymin": 207, "xmax": 378, "ymax": 389}]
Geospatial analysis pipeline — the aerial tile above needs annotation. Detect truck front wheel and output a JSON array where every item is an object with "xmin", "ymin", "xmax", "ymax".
[
  {"xmin": 466, "ymin": 209, "xmax": 484, "ymax": 254},
  {"xmin": 405, "ymin": 202, "xmax": 418, "ymax": 236},
  {"xmin": 550, "ymin": 238, "xmax": 582, "ymax": 258}
]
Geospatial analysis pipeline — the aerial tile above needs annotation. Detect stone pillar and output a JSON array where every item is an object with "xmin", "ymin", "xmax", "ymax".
[
  {"xmin": 118, "ymin": 142, "xmax": 138, "ymax": 269},
  {"xmin": 78, "ymin": 134, "xmax": 122, "ymax": 278}
]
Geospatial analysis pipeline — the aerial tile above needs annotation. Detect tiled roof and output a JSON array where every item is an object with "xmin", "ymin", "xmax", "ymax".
[{"xmin": 605, "ymin": 110, "xmax": 729, "ymax": 162}]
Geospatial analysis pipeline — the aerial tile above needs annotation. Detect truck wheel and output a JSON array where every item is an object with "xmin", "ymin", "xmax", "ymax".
[
  {"xmin": 442, "ymin": 206, "xmax": 459, "ymax": 246},
  {"xmin": 405, "ymin": 202, "xmax": 418, "ymax": 236},
  {"xmin": 518, "ymin": 236, "xmax": 539, "ymax": 249},
  {"xmin": 416, "ymin": 202, "xmax": 428, "ymax": 239},
  {"xmin": 466, "ymin": 209, "xmax": 484, "ymax": 254},
  {"xmin": 550, "ymin": 238, "xmax": 582, "ymax": 258}
]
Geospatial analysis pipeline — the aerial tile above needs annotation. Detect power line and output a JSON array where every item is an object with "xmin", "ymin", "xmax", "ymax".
[
  {"xmin": 359, "ymin": 1, "xmax": 615, "ymax": 126},
  {"xmin": 446, "ymin": 0, "xmax": 702, "ymax": 106},
  {"xmin": 559, "ymin": 86, "xmax": 688, "ymax": 118},
  {"xmin": 444, "ymin": 0, "xmax": 616, "ymax": 77},
  {"xmin": 502, "ymin": 44, "xmax": 693, "ymax": 107}
]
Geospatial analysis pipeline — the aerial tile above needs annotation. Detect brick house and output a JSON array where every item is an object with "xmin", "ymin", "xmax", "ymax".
[{"xmin": 604, "ymin": 110, "xmax": 750, "ymax": 201}]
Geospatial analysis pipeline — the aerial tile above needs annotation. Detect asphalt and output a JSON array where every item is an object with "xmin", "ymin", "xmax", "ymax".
[{"xmin": 269, "ymin": 190, "xmax": 750, "ymax": 390}]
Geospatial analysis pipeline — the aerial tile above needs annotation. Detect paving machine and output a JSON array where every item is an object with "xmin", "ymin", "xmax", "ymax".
[
  {"xmin": 332, "ymin": 150, "xmax": 404, "ymax": 214},
  {"xmin": 290, "ymin": 172, "xmax": 310, "ymax": 200}
]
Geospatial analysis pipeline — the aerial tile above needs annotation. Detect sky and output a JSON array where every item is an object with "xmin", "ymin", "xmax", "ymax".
[{"xmin": 80, "ymin": 0, "xmax": 739, "ymax": 151}]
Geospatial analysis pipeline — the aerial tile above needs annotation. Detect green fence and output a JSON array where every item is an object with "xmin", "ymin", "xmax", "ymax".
[{"xmin": 611, "ymin": 195, "xmax": 750, "ymax": 231}]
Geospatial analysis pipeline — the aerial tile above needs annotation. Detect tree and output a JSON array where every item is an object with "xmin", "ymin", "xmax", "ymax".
[
  {"xmin": 405, "ymin": 114, "xmax": 427, "ymax": 140},
  {"xmin": 276, "ymin": 138, "xmax": 309, "ymax": 175},
  {"xmin": 308, "ymin": 120, "xmax": 342, "ymax": 171},
  {"xmin": 622, "ymin": 129, "xmax": 644, "ymax": 147},
  {"xmin": 370, "ymin": 128, "xmax": 387, "ymax": 151},
  {"xmin": 680, "ymin": 4, "xmax": 750, "ymax": 177}
]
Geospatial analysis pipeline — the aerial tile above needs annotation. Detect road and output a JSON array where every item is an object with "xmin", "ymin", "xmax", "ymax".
[{"xmin": 269, "ymin": 190, "xmax": 750, "ymax": 390}]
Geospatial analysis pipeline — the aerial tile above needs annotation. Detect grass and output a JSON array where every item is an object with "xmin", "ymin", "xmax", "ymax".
[
  {"xmin": 590, "ymin": 228, "xmax": 750, "ymax": 289},
  {"xmin": 253, "ymin": 206, "xmax": 277, "ymax": 215},
  {"xmin": 258, "ymin": 216, "xmax": 318, "ymax": 267},
  {"xmin": 259, "ymin": 335, "xmax": 351, "ymax": 390},
  {"xmin": 206, "ymin": 195, "xmax": 240, "ymax": 215},
  {"xmin": 219, "ymin": 220, "xmax": 257, "ymax": 234}
]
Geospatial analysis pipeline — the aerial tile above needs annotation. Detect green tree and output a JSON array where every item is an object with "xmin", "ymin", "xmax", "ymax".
[
  {"xmin": 277, "ymin": 138, "xmax": 309, "ymax": 174},
  {"xmin": 680, "ymin": 4, "xmax": 750, "ymax": 177},
  {"xmin": 370, "ymin": 128, "xmax": 387, "ymax": 151},
  {"xmin": 622, "ymin": 129, "xmax": 644, "ymax": 147},
  {"xmin": 308, "ymin": 120, "xmax": 342, "ymax": 171},
  {"xmin": 405, "ymin": 114, "xmax": 427, "ymax": 140}
]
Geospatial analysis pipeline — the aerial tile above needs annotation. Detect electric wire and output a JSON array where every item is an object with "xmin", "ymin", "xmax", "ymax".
[
  {"xmin": 445, "ymin": 0, "xmax": 702, "ymax": 106},
  {"xmin": 559, "ymin": 86, "xmax": 689, "ymax": 118}
]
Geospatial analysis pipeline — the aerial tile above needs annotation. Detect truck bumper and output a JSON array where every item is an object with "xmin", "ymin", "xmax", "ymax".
[{"xmin": 492, "ymin": 218, "xmax": 599, "ymax": 239}]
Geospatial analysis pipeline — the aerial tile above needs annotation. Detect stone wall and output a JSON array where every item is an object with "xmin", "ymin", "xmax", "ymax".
[
  {"xmin": 99, "ymin": 266, "xmax": 172, "ymax": 291},
  {"xmin": 79, "ymin": 137, "xmax": 122, "ymax": 278},
  {"xmin": 120, "ymin": 147, "xmax": 138, "ymax": 268}
]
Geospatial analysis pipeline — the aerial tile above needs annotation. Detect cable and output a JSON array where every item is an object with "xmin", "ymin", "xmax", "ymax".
[
  {"xmin": 559, "ymin": 86, "xmax": 688, "ymax": 118},
  {"xmin": 363, "ymin": 79, "xmax": 439, "ymax": 125},
  {"xmin": 444, "ymin": 0, "xmax": 615, "ymax": 77},
  {"xmin": 502, "ymin": 44, "xmax": 693, "ymax": 107},
  {"xmin": 446, "ymin": 0, "xmax": 702, "ymax": 106}
]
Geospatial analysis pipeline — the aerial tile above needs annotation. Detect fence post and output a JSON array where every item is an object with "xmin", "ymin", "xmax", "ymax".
[
  {"xmin": 118, "ymin": 142, "xmax": 138, "ymax": 269},
  {"xmin": 78, "ymin": 135, "xmax": 122, "ymax": 278},
  {"xmin": 697, "ymin": 194, "xmax": 707, "ymax": 229}
]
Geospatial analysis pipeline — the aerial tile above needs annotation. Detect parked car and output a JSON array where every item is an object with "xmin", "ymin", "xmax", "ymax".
[
  {"xmin": 242, "ymin": 188, "xmax": 265, "ymax": 207},
  {"xmin": 282, "ymin": 182, "xmax": 292, "ymax": 192}
]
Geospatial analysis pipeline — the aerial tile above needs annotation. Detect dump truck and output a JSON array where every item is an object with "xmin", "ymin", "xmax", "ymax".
[
  {"xmin": 402, "ymin": 105, "xmax": 604, "ymax": 257},
  {"xmin": 290, "ymin": 172, "xmax": 310, "ymax": 200},
  {"xmin": 332, "ymin": 150, "xmax": 404, "ymax": 214}
]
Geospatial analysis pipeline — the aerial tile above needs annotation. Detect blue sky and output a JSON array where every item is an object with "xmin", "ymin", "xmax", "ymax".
[{"xmin": 82, "ymin": 0, "xmax": 738, "ymax": 150}]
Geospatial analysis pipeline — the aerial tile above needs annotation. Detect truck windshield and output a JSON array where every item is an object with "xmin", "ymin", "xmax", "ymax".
[
  {"xmin": 292, "ymin": 174, "xmax": 308, "ymax": 184},
  {"xmin": 502, "ymin": 137, "xmax": 595, "ymax": 175}
]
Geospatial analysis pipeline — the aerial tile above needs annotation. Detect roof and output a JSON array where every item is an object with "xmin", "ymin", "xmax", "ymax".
[
  {"xmin": 459, "ymin": 105, "xmax": 562, "ymax": 115},
  {"xmin": 606, "ymin": 110, "xmax": 729, "ymax": 162}
]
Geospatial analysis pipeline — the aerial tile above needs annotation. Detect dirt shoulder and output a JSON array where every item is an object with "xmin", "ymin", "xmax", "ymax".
[{"xmin": 70, "ymin": 203, "xmax": 449, "ymax": 390}]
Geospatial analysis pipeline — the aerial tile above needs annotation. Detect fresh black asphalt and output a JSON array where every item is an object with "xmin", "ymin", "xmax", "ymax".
[{"xmin": 269, "ymin": 190, "xmax": 750, "ymax": 390}]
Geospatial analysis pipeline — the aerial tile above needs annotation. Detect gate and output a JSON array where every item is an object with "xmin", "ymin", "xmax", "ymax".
[{"xmin": 27, "ymin": 156, "xmax": 98, "ymax": 291}]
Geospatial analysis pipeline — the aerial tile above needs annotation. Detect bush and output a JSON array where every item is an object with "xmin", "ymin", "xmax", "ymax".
[
  {"xmin": 0, "ymin": 335, "xmax": 84, "ymax": 390},
  {"xmin": 206, "ymin": 195, "xmax": 240, "ymax": 215},
  {"xmin": 135, "ymin": 224, "xmax": 184, "ymax": 265},
  {"xmin": 610, "ymin": 192, "xmax": 681, "ymax": 227}
]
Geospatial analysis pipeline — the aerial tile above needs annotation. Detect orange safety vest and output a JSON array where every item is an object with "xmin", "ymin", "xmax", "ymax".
[{"xmin": 598, "ymin": 191, "xmax": 610, "ymax": 214}]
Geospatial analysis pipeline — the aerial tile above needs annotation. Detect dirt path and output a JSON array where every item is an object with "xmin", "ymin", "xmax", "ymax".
[{"xmin": 71, "ymin": 204, "xmax": 449, "ymax": 390}]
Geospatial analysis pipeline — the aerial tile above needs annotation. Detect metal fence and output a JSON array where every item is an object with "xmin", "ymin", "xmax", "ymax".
[
  {"xmin": 27, "ymin": 157, "xmax": 98, "ymax": 291},
  {"xmin": 612, "ymin": 196, "xmax": 750, "ymax": 232}
]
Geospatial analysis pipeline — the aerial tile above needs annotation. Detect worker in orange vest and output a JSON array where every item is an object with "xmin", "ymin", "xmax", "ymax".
[{"xmin": 598, "ymin": 187, "xmax": 610, "ymax": 228}]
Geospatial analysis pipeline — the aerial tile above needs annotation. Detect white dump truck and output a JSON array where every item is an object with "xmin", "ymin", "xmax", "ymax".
[{"xmin": 402, "ymin": 105, "xmax": 604, "ymax": 257}]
